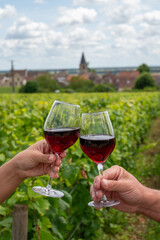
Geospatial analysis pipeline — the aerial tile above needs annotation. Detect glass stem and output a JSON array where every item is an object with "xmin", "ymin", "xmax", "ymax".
[
  {"xmin": 47, "ymin": 178, "xmax": 52, "ymax": 188},
  {"xmin": 97, "ymin": 163, "xmax": 107, "ymax": 202},
  {"xmin": 47, "ymin": 153, "xmax": 59, "ymax": 190}
]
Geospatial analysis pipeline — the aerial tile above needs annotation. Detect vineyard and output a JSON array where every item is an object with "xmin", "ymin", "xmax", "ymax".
[{"xmin": 0, "ymin": 92, "xmax": 160, "ymax": 240}]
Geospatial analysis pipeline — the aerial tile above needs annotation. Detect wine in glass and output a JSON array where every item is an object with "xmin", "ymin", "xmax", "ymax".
[
  {"xmin": 80, "ymin": 111, "xmax": 120, "ymax": 208},
  {"xmin": 32, "ymin": 100, "xmax": 80, "ymax": 197}
]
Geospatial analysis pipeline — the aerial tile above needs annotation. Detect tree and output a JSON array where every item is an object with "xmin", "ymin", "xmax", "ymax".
[
  {"xmin": 134, "ymin": 72, "xmax": 155, "ymax": 89},
  {"xmin": 36, "ymin": 73, "xmax": 60, "ymax": 92},
  {"xmin": 68, "ymin": 76, "xmax": 94, "ymax": 92},
  {"xmin": 88, "ymin": 68, "xmax": 96, "ymax": 73},
  {"xmin": 137, "ymin": 63, "xmax": 150, "ymax": 74},
  {"xmin": 23, "ymin": 81, "xmax": 38, "ymax": 93}
]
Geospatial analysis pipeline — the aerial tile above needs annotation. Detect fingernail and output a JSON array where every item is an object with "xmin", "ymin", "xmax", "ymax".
[
  {"xmin": 96, "ymin": 191, "xmax": 99, "ymax": 197},
  {"xmin": 48, "ymin": 156, "xmax": 53, "ymax": 162},
  {"xmin": 92, "ymin": 193, "xmax": 95, "ymax": 198},
  {"xmin": 102, "ymin": 179, "xmax": 108, "ymax": 187}
]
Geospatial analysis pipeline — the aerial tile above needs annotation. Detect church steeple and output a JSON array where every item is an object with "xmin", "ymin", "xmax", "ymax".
[
  {"xmin": 79, "ymin": 52, "xmax": 88, "ymax": 75},
  {"xmin": 80, "ymin": 52, "xmax": 86, "ymax": 65}
]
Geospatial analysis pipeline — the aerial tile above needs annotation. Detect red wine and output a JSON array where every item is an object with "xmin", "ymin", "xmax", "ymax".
[
  {"xmin": 44, "ymin": 127, "xmax": 80, "ymax": 153},
  {"xmin": 80, "ymin": 134, "xmax": 115, "ymax": 163}
]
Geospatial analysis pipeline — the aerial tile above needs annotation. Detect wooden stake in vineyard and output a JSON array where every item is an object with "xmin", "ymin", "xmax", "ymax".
[
  {"xmin": 11, "ymin": 60, "xmax": 15, "ymax": 93},
  {"xmin": 12, "ymin": 204, "xmax": 28, "ymax": 240}
]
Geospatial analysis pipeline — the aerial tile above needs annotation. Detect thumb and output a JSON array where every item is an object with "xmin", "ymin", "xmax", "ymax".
[
  {"xmin": 101, "ymin": 179, "xmax": 125, "ymax": 192},
  {"xmin": 34, "ymin": 151, "xmax": 57, "ymax": 164}
]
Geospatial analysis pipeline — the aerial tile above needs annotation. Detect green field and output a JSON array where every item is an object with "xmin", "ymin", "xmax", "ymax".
[
  {"xmin": 0, "ymin": 87, "xmax": 20, "ymax": 93},
  {"xmin": 0, "ymin": 92, "xmax": 160, "ymax": 240}
]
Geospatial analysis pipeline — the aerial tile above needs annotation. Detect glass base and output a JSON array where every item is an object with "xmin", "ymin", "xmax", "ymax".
[
  {"xmin": 88, "ymin": 200, "xmax": 120, "ymax": 208},
  {"xmin": 32, "ymin": 186, "xmax": 64, "ymax": 198}
]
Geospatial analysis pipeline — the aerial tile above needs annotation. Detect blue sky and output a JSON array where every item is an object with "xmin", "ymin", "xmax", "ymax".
[{"xmin": 0, "ymin": 0, "xmax": 160, "ymax": 70}]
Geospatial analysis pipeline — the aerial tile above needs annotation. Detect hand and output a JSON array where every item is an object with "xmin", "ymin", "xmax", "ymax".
[
  {"xmin": 90, "ymin": 165, "xmax": 146, "ymax": 213},
  {"xmin": 12, "ymin": 139, "xmax": 66, "ymax": 180}
]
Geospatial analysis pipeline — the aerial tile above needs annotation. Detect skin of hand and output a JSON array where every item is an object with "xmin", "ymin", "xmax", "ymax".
[
  {"xmin": 12, "ymin": 139, "xmax": 66, "ymax": 180},
  {"xmin": 90, "ymin": 165, "xmax": 147, "ymax": 213},
  {"xmin": 0, "ymin": 139, "xmax": 66, "ymax": 204}
]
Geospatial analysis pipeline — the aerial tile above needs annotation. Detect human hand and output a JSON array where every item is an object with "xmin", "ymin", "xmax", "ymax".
[
  {"xmin": 12, "ymin": 139, "xmax": 66, "ymax": 180},
  {"xmin": 90, "ymin": 165, "xmax": 146, "ymax": 213}
]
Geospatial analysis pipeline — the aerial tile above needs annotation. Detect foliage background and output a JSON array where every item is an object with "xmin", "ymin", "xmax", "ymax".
[{"xmin": 0, "ymin": 92, "xmax": 160, "ymax": 239}]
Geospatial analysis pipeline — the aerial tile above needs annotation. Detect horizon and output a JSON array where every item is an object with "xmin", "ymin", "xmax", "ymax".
[{"xmin": 1, "ymin": 65, "xmax": 160, "ymax": 74}]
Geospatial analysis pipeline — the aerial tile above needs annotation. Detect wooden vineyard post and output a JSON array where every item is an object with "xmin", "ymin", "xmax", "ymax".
[{"xmin": 12, "ymin": 204, "xmax": 28, "ymax": 240}]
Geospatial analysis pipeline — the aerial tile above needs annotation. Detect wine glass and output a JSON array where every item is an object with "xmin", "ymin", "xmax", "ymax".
[
  {"xmin": 80, "ymin": 111, "xmax": 120, "ymax": 208},
  {"xmin": 32, "ymin": 100, "xmax": 80, "ymax": 198}
]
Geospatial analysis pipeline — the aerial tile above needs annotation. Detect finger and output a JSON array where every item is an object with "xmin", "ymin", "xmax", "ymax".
[
  {"xmin": 103, "ymin": 165, "xmax": 123, "ymax": 181},
  {"xmin": 42, "ymin": 140, "xmax": 50, "ymax": 154},
  {"xmin": 60, "ymin": 151, "xmax": 66, "ymax": 158},
  {"xmin": 95, "ymin": 190, "xmax": 103, "ymax": 200},
  {"xmin": 54, "ymin": 166, "xmax": 60, "ymax": 173},
  {"xmin": 103, "ymin": 190, "xmax": 117, "ymax": 200},
  {"xmin": 93, "ymin": 176, "xmax": 101, "ymax": 190},
  {"xmin": 55, "ymin": 158, "xmax": 62, "ymax": 167},
  {"xmin": 90, "ymin": 185, "xmax": 98, "ymax": 202},
  {"xmin": 35, "ymin": 151, "xmax": 57, "ymax": 164},
  {"xmin": 49, "ymin": 171, "xmax": 59, "ymax": 179},
  {"xmin": 101, "ymin": 179, "xmax": 125, "ymax": 192}
]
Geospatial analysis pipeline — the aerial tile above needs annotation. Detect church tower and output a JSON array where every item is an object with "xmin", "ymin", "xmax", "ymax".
[{"xmin": 79, "ymin": 52, "xmax": 89, "ymax": 75}]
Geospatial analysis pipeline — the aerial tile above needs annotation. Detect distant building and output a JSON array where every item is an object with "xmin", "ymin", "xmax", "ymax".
[
  {"xmin": 55, "ymin": 70, "xmax": 69, "ymax": 86},
  {"xmin": 26, "ymin": 71, "xmax": 44, "ymax": 81},
  {"xmin": 115, "ymin": 71, "xmax": 139, "ymax": 91},
  {"xmin": 152, "ymin": 73, "xmax": 160, "ymax": 86},
  {"xmin": 101, "ymin": 72, "xmax": 116, "ymax": 85},
  {"xmin": 0, "ymin": 74, "xmax": 11, "ymax": 87},
  {"xmin": 0, "ymin": 69, "xmax": 45, "ymax": 87},
  {"xmin": 13, "ymin": 69, "xmax": 28, "ymax": 86},
  {"xmin": 79, "ymin": 52, "xmax": 89, "ymax": 75},
  {"xmin": 0, "ymin": 70, "xmax": 27, "ymax": 87},
  {"xmin": 88, "ymin": 71, "xmax": 101, "ymax": 84}
]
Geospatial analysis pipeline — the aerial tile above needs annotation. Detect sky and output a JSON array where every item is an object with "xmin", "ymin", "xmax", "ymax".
[{"xmin": 0, "ymin": 0, "xmax": 160, "ymax": 70}]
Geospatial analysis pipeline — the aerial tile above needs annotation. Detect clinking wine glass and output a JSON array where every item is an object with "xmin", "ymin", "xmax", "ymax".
[
  {"xmin": 80, "ymin": 111, "xmax": 120, "ymax": 208},
  {"xmin": 32, "ymin": 100, "xmax": 80, "ymax": 198}
]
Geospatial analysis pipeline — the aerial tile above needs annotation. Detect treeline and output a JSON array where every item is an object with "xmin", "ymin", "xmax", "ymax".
[
  {"xmin": 19, "ymin": 63, "xmax": 159, "ymax": 93},
  {"xmin": 19, "ymin": 73, "xmax": 116, "ymax": 93}
]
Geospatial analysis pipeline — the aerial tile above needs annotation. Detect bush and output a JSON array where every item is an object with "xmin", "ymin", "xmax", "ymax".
[
  {"xmin": 61, "ymin": 88, "xmax": 75, "ymax": 93},
  {"xmin": 36, "ymin": 73, "xmax": 60, "ymax": 92},
  {"xmin": 134, "ymin": 72, "xmax": 155, "ymax": 89},
  {"xmin": 18, "ymin": 85, "xmax": 25, "ymax": 93},
  {"xmin": 143, "ymin": 86, "xmax": 158, "ymax": 92},
  {"xmin": 68, "ymin": 76, "xmax": 94, "ymax": 92},
  {"xmin": 23, "ymin": 81, "xmax": 38, "ymax": 93},
  {"xmin": 93, "ymin": 83, "xmax": 116, "ymax": 92}
]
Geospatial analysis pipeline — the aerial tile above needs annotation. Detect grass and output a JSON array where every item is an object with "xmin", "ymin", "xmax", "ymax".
[{"xmin": 0, "ymin": 87, "xmax": 20, "ymax": 93}]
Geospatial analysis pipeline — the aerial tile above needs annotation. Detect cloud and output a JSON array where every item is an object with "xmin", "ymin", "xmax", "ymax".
[
  {"xmin": 73, "ymin": 0, "xmax": 142, "ymax": 25},
  {"xmin": 142, "ymin": 10, "xmax": 160, "ymax": 25},
  {"xmin": 3, "ymin": 17, "xmax": 66, "ymax": 59},
  {"xmin": 3, "ymin": 15, "xmax": 107, "ymax": 62},
  {"xmin": 104, "ymin": 0, "xmax": 141, "ymax": 25},
  {"xmin": 0, "ymin": 4, "xmax": 16, "ymax": 18},
  {"xmin": 108, "ymin": 24, "xmax": 137, "ymax": 38},
  {"xmin": 73, "ymin": 0, "xmax": 109, "ymax": 5},
  {"xmin": 6, "ymin": 17, "xmax": 48, "ymax": 39},
  {"xmin": 34, "ymin": 0, "xmax": 45, "ymax": 4},
  {"xmin": 56, "ymin": 7, "xmax": 97, "ymax": 26}
]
